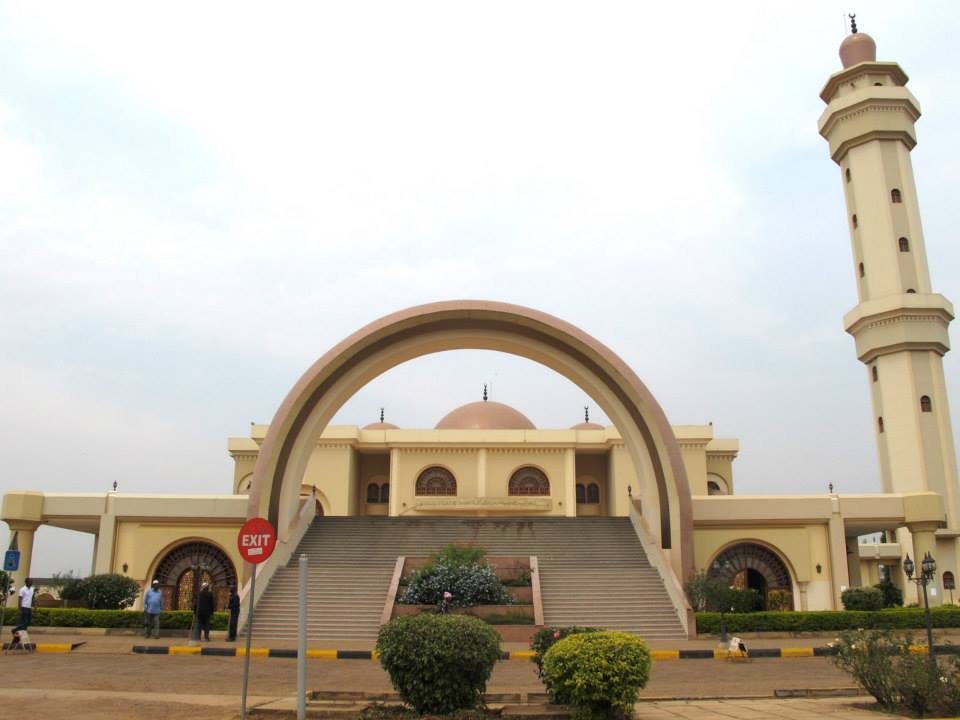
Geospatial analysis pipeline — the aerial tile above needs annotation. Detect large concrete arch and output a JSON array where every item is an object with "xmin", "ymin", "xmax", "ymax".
[{"xmin": 246, "ymin": 300, "xmax": 694, "ymax": 579}]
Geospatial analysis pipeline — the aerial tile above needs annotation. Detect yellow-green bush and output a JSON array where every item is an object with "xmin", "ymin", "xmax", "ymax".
[{"xmin": 542, "ymin": 631, "xmax": 651, "ymax": 720}]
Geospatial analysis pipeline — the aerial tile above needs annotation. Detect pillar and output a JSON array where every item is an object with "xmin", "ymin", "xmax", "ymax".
[
  {"xmin": 828, "ymin": 499, "xmax": 850, "ymax": 609},
  {"xmin": 908, "ymin": 522, "xmax": 942, "ymax": 607},
  {"xmin": 845, "ymin": 536, "xmax": 863, "ymax": 587},
  {"xmin": 476, "ymin": 449, "xmax": 487, "ymax": 498},
  {"xmin": 388, "ymin": 448, "xmax": 400, "ymax": 517},
  {"xmin": 563, "ymin": 448, "xmax": 576, "ymax": 517},
  {"xmin": 5, "ymin": 521, "xmax": 39, "ymax": 590}
]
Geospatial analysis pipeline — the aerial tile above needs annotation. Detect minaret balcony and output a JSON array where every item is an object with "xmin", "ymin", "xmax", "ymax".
[{"xmin": 844, "ymin": 293, "xmax": 954, "ymax": 363}]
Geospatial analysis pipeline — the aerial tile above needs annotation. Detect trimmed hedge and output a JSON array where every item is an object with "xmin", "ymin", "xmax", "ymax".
[
  {"xmin": 0, "ymin": 607, "xmax": 228, "ymax": 629},
  {"xmin": 697, "ymin": 606, "xmax": 960, "ymax": 633}
]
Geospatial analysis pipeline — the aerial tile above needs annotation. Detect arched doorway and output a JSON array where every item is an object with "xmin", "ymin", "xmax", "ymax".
[
  {"xmin": 708, "ymin": 542, "xmax": 792, "ymax": 610},
  {"xmin": 246, "ymin": 301, "xmax": 693, "ymax": 581},
  {"xmin": 153, "ymin": 541, "xmax": 238, "ymax": 611}
]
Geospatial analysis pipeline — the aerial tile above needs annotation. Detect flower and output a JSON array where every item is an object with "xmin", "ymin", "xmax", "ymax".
[{"xmin": 553, "ymin": 631, "xmax": 561, "ymax": 639}]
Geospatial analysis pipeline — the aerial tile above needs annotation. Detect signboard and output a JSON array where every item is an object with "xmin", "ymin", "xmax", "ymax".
[
  {"xmin": 3, "ymin": 550, "xmax": 19, "ymax": 572},
  {"xmin": 237, "ymin": 517, "xmax": 276, "ymax": 565}
]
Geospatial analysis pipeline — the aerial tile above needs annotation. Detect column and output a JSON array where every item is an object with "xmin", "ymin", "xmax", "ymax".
[
  {"xmin": 827, "ymin": 499, "xmax": 850, "ymax": 609},
  {"xmin": 476, "ymin": 449, "xmax": 487, "ymax": 498},
  {"xmin": 908, "ymin": 522, "xmax": 942, "ymax": 607},
  {"xmin": 388, "ymin": 448, "xmax": 400, "ymax": 517},
  {"xmin": 563, "ymin": 448, "xmax": 576, "ymax": 517},
  {"xmin": 845, "ymin": 536, "xmax": 863, "ymax": 587},
  {"xmin": 5, "ymin": 522, "xmax": 39, "ymax": 590}
]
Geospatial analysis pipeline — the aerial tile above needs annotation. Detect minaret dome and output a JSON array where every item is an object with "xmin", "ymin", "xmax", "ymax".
[{"xmin": 839, "ymin": 15, "xmax": 876, "ymax": 68}]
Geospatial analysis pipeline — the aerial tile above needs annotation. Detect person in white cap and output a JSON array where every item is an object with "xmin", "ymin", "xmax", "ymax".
[
  {"xmin": 143, "ymin": 580, "xmax": 163, "ymax": 639},
  {"xmin": 195, "ymin": 581, "xmax": 215, "ymax": 641}
]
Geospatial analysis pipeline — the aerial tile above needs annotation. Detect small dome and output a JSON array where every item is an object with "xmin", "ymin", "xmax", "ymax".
[
  {"xmin": 571, "ymin": 421, "xmax": 604, "ymax": 430},
  {"xmin": 840, "ymin": 32, "xmax": 876, "ymax": 68},
  {"xmin": 363, "ymin": 421, "xmax": 398, "ymax": 430},
  {"xmin": 436, "ymin": 401, "xmax": 536, "ymax": 430}
]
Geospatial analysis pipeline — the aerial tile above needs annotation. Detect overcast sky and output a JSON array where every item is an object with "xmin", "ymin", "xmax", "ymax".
[{"xmin": 2, "ymin": 2, "xmax": 959, "ymax": 576}]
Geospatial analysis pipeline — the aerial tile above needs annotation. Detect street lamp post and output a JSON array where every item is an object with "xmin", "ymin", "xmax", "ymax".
[{"xmin": 904, "ymin": 552, "xmax": 937, "ymax": 673}]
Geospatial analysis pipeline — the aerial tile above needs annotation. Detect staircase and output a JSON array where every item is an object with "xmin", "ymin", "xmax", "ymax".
[{"xmin": 249, "ymin": 516, "xmax": 686, "ymax": 641}]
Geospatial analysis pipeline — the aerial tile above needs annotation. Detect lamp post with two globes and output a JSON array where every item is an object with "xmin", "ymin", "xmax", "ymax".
[{"xmin": 903, "ymin": 552, "xmax": 937, "ymax": 672}]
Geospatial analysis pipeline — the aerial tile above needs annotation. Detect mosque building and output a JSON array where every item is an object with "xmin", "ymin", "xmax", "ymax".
[{"xmin": 2, "ymin": 24, "xmax": 957, "ymax": 637}]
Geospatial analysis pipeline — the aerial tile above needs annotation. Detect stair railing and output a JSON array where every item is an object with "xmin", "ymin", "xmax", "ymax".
[
  {"xmin": 381, "ymin": 556, "xmax": 406, "ymax": 625},
  {"xmin": 238, "ymin": 495, "xmax": 317, "ymax": 633},
  {"xmin": 626, "ymin": 496, "xmax": 695, "ymax": 638}
]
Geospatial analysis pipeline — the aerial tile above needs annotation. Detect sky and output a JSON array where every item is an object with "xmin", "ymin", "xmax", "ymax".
[{"xmin": 2, "ymin": 2, "xmax": 959, "ymax": 576}]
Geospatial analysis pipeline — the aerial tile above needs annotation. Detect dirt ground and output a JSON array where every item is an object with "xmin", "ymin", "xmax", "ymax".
[{"xmin": 0, "ymin": 653, "xmax": 857, "ymax": 719}]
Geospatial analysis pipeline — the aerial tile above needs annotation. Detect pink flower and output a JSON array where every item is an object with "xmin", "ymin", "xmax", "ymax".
[{"xmin": 553, "ymin": 631, "xmax": 561, "ymax": 640}]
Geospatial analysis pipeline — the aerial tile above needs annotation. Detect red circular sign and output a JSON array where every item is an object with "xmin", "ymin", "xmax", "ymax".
[{"xmin": 237, "ymin": 517, "xmax": 277, "ymax": 564}]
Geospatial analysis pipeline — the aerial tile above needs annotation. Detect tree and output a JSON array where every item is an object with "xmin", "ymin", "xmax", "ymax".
[{"xmin": 80, "ymin": 574, "xmax": 139, "ymax": 610}]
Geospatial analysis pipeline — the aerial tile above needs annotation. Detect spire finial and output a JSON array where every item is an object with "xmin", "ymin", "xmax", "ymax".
[
  {"xmin": 482, "ymin": 384, "xmax": 488, "ymax": 401},
  {"xmin": 584, "ymin": 406, "xmax": 590, "ymax": 423},
  {"xmin": 848, "ymin": 13, "xmax": 857, "ymax": 34},
  {"xmin": 379, "ymin": 407, "xmax": 384, "ymax": 423}
]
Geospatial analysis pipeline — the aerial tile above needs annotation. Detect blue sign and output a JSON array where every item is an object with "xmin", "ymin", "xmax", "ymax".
[{"xmin": 3, "ymin": 550, "xmax": 19, "ymax": 572}]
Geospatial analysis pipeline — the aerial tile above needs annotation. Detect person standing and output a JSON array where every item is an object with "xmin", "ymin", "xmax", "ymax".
[
  {"xmin": 196, "ymin": 582, "xmax": 215, "ymax": 641},
  {"xmin": 15, "ymin": 578, "xmax": 35, "ymax": 631},
  {"xmin": 143, "ymin": 580, "xmax": 163, "ymax": 639},
  {"xmin": 227, "ymin": 586, "xmax": 240, "ymax": 641}
]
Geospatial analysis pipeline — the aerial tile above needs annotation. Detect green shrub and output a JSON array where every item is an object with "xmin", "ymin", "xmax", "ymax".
[
  {"xmin": 0, "ymin": 607, "xmax": 228, "ymax": 629},
  {"xmin": 376, "ymin": 614, "xmax": 501, "ymax": 715},
  {"xmin": 70, "ymin": 574, "xmax": 140, "ymax": 610},
  {"xmin": 683, "ymin": 571, "xmax": 760, "ymax": 613},
  {"xmin": 429, "ymin": 543, "xmax": 488, "ymax": 570},
  {"xmin": 696, "ymin": 606, "xmax": 960, "ymax": 633},
  {"xmin": 874, "ymin": 580, "xmax": 904, "ymax": 608},
  {"xmin": 832, "ymin": 628, "xmax": 960, "ymax": 716},
  {"xmin": 841, "ymin": 587, "xmax": 884, "ymax": 611},
  {"xmin": 531, "ymin": 626, "xmax": 604, "ymax": 679},
  {"xmin": 766, "ymin": 589, "xmax": 793, "ymax": 611},
  {"xmin": 542, "ymin": 631, "xmax": 651, "ymax": 720},
  {"xmin": 480, "ymin": 611, "xmax": 534, "ymax": 625},
  {"xmin": 0, "ymin": 570, "xmax": 11, "ymax": 596}
]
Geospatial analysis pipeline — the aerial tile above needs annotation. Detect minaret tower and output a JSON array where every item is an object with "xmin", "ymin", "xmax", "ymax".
[{"xmin": 819, "ymin": 19, "xmax": 960, "ymax": 589}]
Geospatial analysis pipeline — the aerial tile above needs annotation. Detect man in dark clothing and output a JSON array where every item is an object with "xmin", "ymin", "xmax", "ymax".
[
  {"xmin": 195, "ymin": 582, "xmax": 215, "ymax": 641},
  {"xmin": 227, "ymin": 586, "xmax": 240, "ymax": 641}
]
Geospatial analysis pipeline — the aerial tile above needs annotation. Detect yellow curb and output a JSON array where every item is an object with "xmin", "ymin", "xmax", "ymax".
[
  {"xmin": 509, "ymin": 651, "xmax": 536, "ymax": 660},
  {"xmin": 909, "ymin": 645, "xmax": 929, "ymax": 655},
  {"xmin": 372, "ymin": 651, "xmax": 380, "ymax": 660},
  {"xmin": 651, "ymin": 650, "xmax": 680, "ymax": 661},
  {"xmin": 713, "ymin": 650, "xmax": 730, "ymax": 659},
  {"xmin": 237, "ymin": 647, "xmax": 269, "ymax": 657},
  {"xmin": 169, "ymin": 646, "xmax": 201, "ymax": 655},
  {"xmin": 306, "ymin": 649, "xmax": 337, "ymax": 659},
  {"xmin": 35, "ymin": 644, "xmax": 73, "ymax": 653},
  {"xmin": 782, "ymin": 647, "xmax": 814, "ymax": 657}
]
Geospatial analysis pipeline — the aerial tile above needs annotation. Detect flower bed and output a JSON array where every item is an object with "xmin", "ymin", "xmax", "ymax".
[{"xmin": 696, "ymin": 606, "xmax": 960, "ymax": 634}]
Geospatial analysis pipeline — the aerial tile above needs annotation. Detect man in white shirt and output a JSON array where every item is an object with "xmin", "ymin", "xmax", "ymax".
[{"xmin": 15, "ymin": 578, "xmax": 35, "ymax": 631}]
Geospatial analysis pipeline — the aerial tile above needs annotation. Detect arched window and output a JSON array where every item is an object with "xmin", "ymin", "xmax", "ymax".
[
  {"xmin": 920, "ymin": 395, "xmax": 932, "ymax": 413},
  {"xmin": 586, "ymin": 483, "xmax": 600, "ymax": 504},
  {"xmin": 859, "ymin": 262, "xmax": 865, "ymax": 278},
  {"xmin": 872, "ymin": 365, "xmax": 878, "ymax": 382},
  {"xmin": 508, "ymin": 467, "xmax": 550, "ymax": 496},
  {"xmin": 878, "ymin": 416, "xmax": 885, "ymax": 433},
  {"xmin": 707, "ymin": 481, "xmax": 722, "ymax": 495},
  {"xmin": 891, "ymin": 189, "xmax": 902, "ymax": 203},
  {"xmin": 576, "ymin": 483, "xmax": 586, "ymax": 504},
  {"xmin": 899, "ymin": 237, "xmax": 910, "ymax": 252},
  {"xmin": 415, "ymin": 467, "xmax": 457, "ymax": 496},
  {"xmin": 943, "ymin": 571, "xmax": 956, "ymax": 591},
  {"xmin": 845, "ymin": 168, "xmax": 851, "ymax": 183},
  {"xmin": 907, "ymin": 288, "xmax": 916, "ymax": 293},
  {"xmin": 366, "ymin": 483, "xmax": 381, "ymax": 503},
  {"xmin": 852, "ymin": 214, "xmax": 858, "ymax": 229},
  {"xmin": 380, "ymin": 483, "xmax": 390, "ymax": 503}
]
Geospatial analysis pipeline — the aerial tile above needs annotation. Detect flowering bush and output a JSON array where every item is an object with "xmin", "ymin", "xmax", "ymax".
[
  {"xmin": 832, "ymin": 628, "xmax": 960, "ymax": 717},
  {"xmin": 399, "ymin": 562, "xmax": 512, "ymax": 607}
]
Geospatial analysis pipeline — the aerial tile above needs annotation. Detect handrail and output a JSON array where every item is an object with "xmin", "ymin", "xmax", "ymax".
[
  {"xmin": 382, "ymin": 556, "xmax": 406, "ymax": 625},
  {"xmin": 238, "ymin": 496, "xmax": 317, "ymax": 632},
  {"xmin": 530, "ymin": 556, "xmax": 544, "ymax": 626},
  {"xmin": 626, "ymin": 497, "xmax": 695, "ymax": 638}
]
